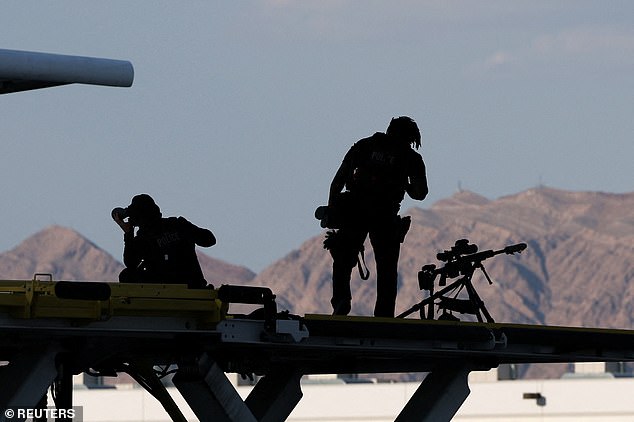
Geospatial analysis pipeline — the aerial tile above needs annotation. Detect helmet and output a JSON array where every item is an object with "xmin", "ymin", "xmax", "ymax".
[{"xmin": 386, "ymin": 116, "xmax": 421, "ymax": 149}]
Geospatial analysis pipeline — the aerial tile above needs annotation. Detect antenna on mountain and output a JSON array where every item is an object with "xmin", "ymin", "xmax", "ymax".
[{"xmin": 457, "ymin": 181, "xmax": 463, "ymax": 192}]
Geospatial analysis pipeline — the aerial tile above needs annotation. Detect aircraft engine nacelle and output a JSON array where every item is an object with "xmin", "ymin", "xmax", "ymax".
[{"xmin": 0, "ymin": 48, "xmax": 134, "ymax": 93}]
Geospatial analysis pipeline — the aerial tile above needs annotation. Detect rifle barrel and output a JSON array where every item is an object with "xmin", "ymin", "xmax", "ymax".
[{"xmin": 504, "ymin": 243, "xmax": 527, "ymax": 254}]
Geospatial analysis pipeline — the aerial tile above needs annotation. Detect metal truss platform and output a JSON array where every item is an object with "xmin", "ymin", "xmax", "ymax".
[{"xmin": 1, "ymin": 280, "xmax": 634, "ymax": 422}]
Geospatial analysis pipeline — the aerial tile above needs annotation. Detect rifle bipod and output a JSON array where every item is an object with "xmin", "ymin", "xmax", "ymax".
[{"xmin": 397, "ymin": 240, "xmax": 526, "ymax": 321}]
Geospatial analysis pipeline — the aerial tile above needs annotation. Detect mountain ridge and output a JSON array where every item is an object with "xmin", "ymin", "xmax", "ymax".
[{"xmin": 0, "ymin": 224, "xmax": 256, "ymax": 285}]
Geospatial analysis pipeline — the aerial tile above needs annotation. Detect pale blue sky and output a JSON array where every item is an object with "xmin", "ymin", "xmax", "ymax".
[{"xmin": 1, "ymin": 1, "xmax": 633, "ymax": 272}]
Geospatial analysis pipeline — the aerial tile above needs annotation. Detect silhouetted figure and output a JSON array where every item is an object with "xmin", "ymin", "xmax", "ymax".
[
  {"xmin": 326, "ymin": 117, "xmax": 428, "ymax": 317},
  {"xmin": 112, "ymin": 194, "xmax": 216, "ymax": 288}
]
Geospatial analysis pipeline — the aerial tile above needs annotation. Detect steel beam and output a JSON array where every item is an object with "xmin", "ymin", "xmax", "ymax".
[
  {"xmin": 395, "ymin": 363, "xmax": 475, "ymax": 422},
  {"xmin": 124, "ymin": 362, "xmax": 187, "ymax": 422},
  {"xmin": 245, "ymin": 368, "xmax": 303, "ymax": 422},
  {"xmin": 174, "ymin": 355, "xmax": 256, "ymax": 422},
  {"xmin": 0, "ymin": 345, "xmax": 60, "ymax": 422}
]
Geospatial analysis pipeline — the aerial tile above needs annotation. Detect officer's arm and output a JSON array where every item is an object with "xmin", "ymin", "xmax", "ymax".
[
  {"xmin": 122, "ymin": 232, "xmax": 141, "ymax": 268},
  {"xmin": 194, "ymin": 227, "xmax": 216, "ymax": 247},
  {"xmin": 406, "ymin": 155, "xmax": 429, "ymax": 200},
  {"xmin": 179, "ymin": 217, "xmax": 216, "ymax": 247},
  {"xmin": 329, "ymin": 161, "xmax": 350, "ymax": 205}
]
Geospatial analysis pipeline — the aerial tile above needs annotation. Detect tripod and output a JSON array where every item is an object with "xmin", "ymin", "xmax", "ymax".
[
  {"xmin": 397, "ymin": 260, "xmax": 494, "ymax": 322},
  {"xmin": 397, "ymin": 241, "xmax": 526, "ymax": 322}
]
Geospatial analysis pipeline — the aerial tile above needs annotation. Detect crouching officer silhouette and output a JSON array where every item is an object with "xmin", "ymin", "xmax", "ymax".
[
  {"xmin": 324, "ymin": 117, "xmax": 428, "ymax": 317},
  {"xmin": 112, "ymin": 194, "xmax": 216, "ymax": 288}
]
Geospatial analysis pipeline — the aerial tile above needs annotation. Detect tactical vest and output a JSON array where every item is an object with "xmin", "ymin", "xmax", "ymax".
[{"xmin": 346, "ymin": 132, "xmax": 409, "ymax": 207}]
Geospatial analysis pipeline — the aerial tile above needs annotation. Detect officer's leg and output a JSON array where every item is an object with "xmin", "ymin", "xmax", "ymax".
[
  {"xmin": 370, "ymin": 218, "xmax": 401, "ymax": 317},
  {"xmin": 118, "ymin": 267, "xmax": 136, "ymax": 282},
  {"xmin": 330, "ymin": 226, "xmax": 367, "ymax": 315},
  {"xmin": 119, "ymin": 267, "xmax": 153, "ymax": 283}
]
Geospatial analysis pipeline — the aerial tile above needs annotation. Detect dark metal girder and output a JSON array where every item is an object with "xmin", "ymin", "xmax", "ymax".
[{"xmin": 3, "ymin": 312, "xmax": 634, "ymax": 422}]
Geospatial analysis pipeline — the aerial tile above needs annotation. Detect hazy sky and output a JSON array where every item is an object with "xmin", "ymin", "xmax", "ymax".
[{"xmin": 1, "ymin": 1, "xmax": 633, "ymax": 272}]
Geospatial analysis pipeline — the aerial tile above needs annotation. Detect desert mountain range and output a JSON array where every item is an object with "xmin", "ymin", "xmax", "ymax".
[
  {"xmin": 2, "ymin": 187, "xmax": 634, "ymax": 378},
  {"xmin": 253, "ymin": 187, "xmax": 634, "ymax": 330}
]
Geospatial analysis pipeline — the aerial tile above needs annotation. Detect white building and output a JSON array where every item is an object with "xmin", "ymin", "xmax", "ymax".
[{"xmin": 68, "ymin": 363, "xmax": 634, "ymax": 422}]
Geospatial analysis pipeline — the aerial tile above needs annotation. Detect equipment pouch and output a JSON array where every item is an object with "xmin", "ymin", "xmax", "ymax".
[
  {"xmin": 323, "ymin": 230, "xmax": 339, "ymax": 251},
  {"xmin": 323, "ymin": 230, "xmax": 370, "ymax": 281},
  {"xmin": 315, "ymin": 192, "xmax": 355, "ymax": 229}
]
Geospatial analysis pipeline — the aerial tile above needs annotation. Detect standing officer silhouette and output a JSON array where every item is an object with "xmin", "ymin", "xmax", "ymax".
[{"xmin": 326, "ymin": 117, "xmax": 428, "ymax": 317}]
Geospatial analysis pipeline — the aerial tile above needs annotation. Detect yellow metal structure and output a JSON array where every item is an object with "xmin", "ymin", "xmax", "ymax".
[
  {"xmin": 0, "ymin": 277, "xmax": 227, "ymax": 325},
  {"xmin": 3, "ymin": 276, "xmax": 634, "ymax": 422}
]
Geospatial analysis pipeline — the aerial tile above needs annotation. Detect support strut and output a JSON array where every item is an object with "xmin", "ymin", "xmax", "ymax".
[
  {"xmin": 174, "ymin": 353, "xmax": 303, "ymax": 422},
  {"xmin": 0, "ymin": 345, "xmax": 60, "ymax": 422},
  {"xmin": 395, "ymin": 363, "xmax": 476, "ymax": 422}
]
